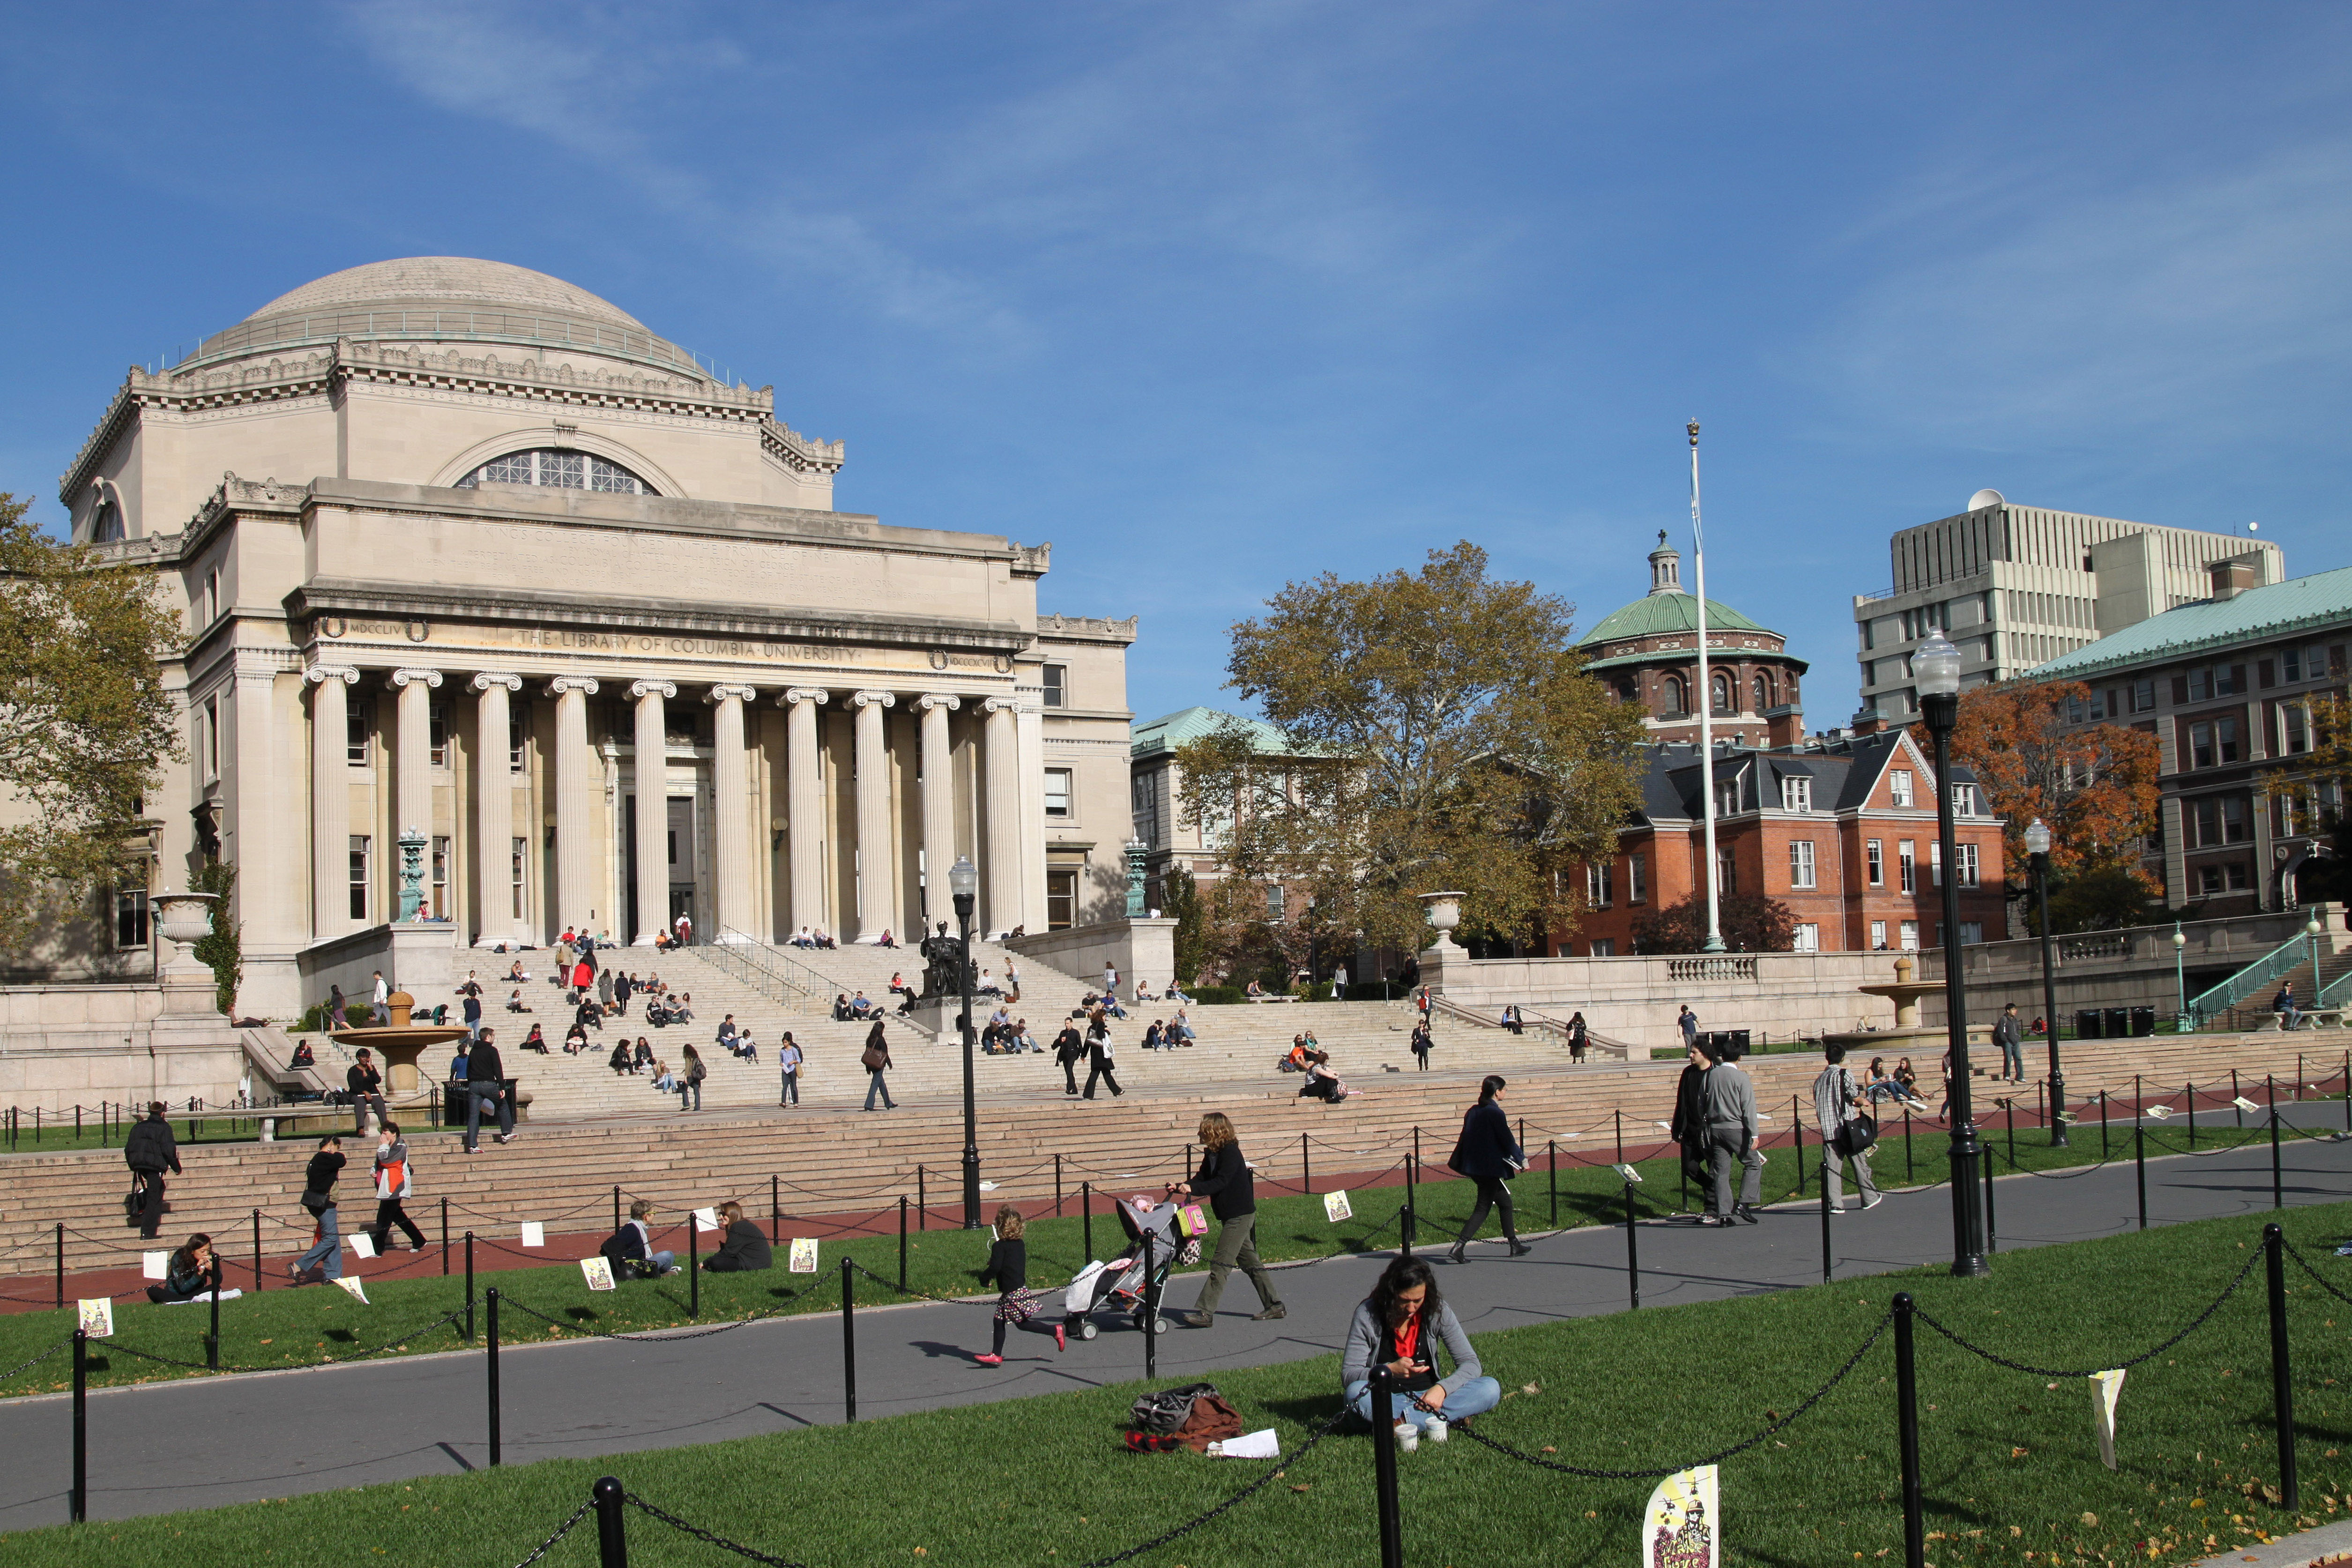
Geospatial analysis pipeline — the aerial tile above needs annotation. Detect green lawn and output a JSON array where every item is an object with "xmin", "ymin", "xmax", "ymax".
[
  {"xmin": 1, "ymin": 1109, "xmax": 2320, "ymax": 1398},
  {"xmin": 0, "ymin": 1111, "xmax": 276, "ymax": 1155},
  {"xmin": 10, "ymin": 1194, "xmax": 2352, "ymax": 1565}
]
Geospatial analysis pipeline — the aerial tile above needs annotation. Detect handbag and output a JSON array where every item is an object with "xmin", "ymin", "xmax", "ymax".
[
  {"xmin": 860, "ymin": 1045, "xmax": 886, "ymax": 1071},
  {"xmin": 300, "ymin": 1189, "xmax": 331, "ymax": 1215},
  {"xmin": 1837, "ymin": 1112, "xmax": 1879, "ymax": 1155},
  {"xmin": 1175, "ymin": 1203, "xmax": 1210, "ymax": 1238}
]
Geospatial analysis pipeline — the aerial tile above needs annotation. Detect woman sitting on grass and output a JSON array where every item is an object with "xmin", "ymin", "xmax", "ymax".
[
  {"xmin": 1340, "ymin": 1254, "xmax": 1501, "ymax": 1442},
  {"xmin": 701, "ymin": 1201, "xmax": 773, "ymax": 1272},
  {"xmin": 147, "ymin": 1233, "xmax": 223, "ymax": 1305}
]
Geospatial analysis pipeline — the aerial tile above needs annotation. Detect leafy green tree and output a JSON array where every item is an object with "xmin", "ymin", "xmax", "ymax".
[
  {"xmin": 1631, "ymin": 890, "xmax": 1798, "ymax": 954},
  {"xmin": 1158, "ymin": 865, "xmax": 1210, "ymax": 987},
  {"xmin": 193, "ymin": 860, "xmax": 243, "ymax": 1015},
  {"xmin": 0, "ymin": 493, "xmax": 181, "ymax": 948},
  {"xmin": 1175, "ymin": 542, "xmax": 1646, "ymax": 957}
]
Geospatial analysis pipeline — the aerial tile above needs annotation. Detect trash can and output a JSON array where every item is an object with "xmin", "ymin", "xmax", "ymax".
[
  {"xmin": 2129, "ymin": 1006, "xmax": 2156, "ymax": 1038},
  {"xmin": 1703, "ymin": 1030, "xmax": 1751, "ymax": 1059},
  {"xmin": 2076, "ymin": 1009, "xmax": 2106, "ymax": 1040},
  {"xmin": 2102, "ymin": 1007, "xmax": 2131, "ymax": 1040}
]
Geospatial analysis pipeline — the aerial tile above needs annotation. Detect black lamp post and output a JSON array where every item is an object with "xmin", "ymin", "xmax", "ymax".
[
  {"xmin": 1915, "ymin": 632, "xmax": 1988, "ymax": 1277},
  {"xmin": 2025, "ymin": 817, "xmax": 2066, "ymax": 1146},
  {"xmin": 950, "ymin": 855, "xmax": 982, "ymax": 1229}
]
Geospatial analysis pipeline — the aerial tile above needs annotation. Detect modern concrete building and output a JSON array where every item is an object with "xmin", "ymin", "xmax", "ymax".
[
  {"xmin": 1852, "ymin": 490, "xmax": 2281, "ymax": 721},
  {"xmin": 2032, "ymin": 559, "xmax": 2351, "ymax": 917},
  {"xmin": 37, "ymin": 257, "xmax": 1139, "ymax": 1017},
  {"xmin": 1582, "ymin": 533, "xmax": 1808, "ymax": 749}
]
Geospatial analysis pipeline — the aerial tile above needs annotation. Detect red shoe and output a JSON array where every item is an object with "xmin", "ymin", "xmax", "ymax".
[
  {"xmin": 974, "ymin": 1353, "xmax": 1003, "ymax": 1365},
  {"xmin": 1055, "ymin": 1324, "xmax": 1067, "ymax": 1352}
]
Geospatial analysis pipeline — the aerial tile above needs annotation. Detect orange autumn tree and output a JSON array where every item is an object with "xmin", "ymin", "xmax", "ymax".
[{"xmin": 1940, "ymin": 679, "xmax": 2163, "ymax": 896}]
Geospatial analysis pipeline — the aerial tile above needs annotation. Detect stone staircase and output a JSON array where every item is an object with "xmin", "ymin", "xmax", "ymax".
[
  {"xmin": 7, "ymin": 1029, "xmax": 2344, "ymax": 1279},
  {"xmin": 2207, "ymin": 942, "xmax": 2352, "ymax": 1033}
]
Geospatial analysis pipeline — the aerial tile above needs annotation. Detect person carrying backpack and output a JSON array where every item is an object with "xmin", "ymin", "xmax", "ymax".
[
  {"xmin": 124, "ymin": 1101, "xmax": 181, "ymax": 1239},
  {"xmin": 861, "ymin": 1022, "xmax": 897, "ymax": 1111},
  {"xmin": 678, "ymin": 1043, "xmax": 707, "ymax": 1112}
]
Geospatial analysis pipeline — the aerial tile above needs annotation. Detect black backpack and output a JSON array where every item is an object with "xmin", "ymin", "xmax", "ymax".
[{"xmin": 1130, "ymin": 1382, "xmax": 1221, "ymax": 1434}]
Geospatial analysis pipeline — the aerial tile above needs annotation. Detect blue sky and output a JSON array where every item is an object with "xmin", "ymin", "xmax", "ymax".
[{"xmin": 5, "ymin": 2, "xmax": 2348, "ymax": 727}]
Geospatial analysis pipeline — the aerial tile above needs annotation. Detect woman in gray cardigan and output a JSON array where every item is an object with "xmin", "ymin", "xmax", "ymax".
[{"xmin": 1340, "ymin": 1256, "xmax": 1503, "ymax": 1436}]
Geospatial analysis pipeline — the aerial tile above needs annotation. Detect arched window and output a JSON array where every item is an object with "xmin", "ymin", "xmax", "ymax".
[
  {"xmin": 1753, "ymin": 673, "xmax": 1772, "ymax": 713},
  {"xmin": 1711, "ymin": 671, "xmax": 1731, "ymax": 714},
  {"xmin": 457, "ymin": 448, "xmax": 654, "ymax": 495},
  {"xmin": 1660, "ymin": 674, "xmax": 1687, "ymax": 716}
]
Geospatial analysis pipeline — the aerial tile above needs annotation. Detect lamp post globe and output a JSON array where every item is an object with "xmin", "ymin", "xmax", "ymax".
[
  {"xmin": 949, "ymin": 855, "xmax": 982, "ymax": 1228},
  {"xmin": 2172, "ymin": 923, "xmax": 2188, "ymax": 1028},
  {"xmin": 2023, "ymin": 818, "xmax": 2064, "ymax": 1146},
  {"xmin": 1913, "ymin": 633, "xmax": 1987, "ymax": 1275}
]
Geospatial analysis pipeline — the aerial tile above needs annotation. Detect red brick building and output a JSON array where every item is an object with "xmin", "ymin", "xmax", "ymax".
[
  {"xmin": 1577, "ymin": 533, "xmax": 1810, "ymax": 750},
  {"xmin": 1551, "ymin": 727, "xmax": 2009, "ymax": 956}
]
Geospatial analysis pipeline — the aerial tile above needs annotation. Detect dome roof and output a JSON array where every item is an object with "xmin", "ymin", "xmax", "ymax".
[
  {"xmin": 244, "ymin": 258, "xmax": 648, "ymax": 332},
  {"xmin": 1578, "ymin": 591, "xmax": 1773, "ymax": 648}
]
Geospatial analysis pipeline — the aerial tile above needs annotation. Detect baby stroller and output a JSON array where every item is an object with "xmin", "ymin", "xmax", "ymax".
[{"xmin": 1062, "ymin": 1196, "xmax": 1194, "ymax": 1341}]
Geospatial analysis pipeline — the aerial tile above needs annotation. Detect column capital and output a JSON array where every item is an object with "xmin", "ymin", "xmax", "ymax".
[
  {"xmin": 916, "ymin": 693, "xmax": 962, "ymax": 713},
  {"xmin": 981, "ymin": 695, "xmax": 1019, "ymax": 714},
  {"xmin": 469, "ymin": 672, "xmax": 524, "ymax": 693},
  {"xmin": 706, "ymin": 683, "xmax": 759, "ymax": 703},
  {"xmin": 389, "ymin": 668, "xmax": 443, "ymax": 690},
  {"xmin": 304, "ymin": 664, "xmax": 360, "ymax": 686},
  {"xmin": 782, "ymin": 687, "xmax": 831, "ymax": 706},
  {"xmin": 629, "ymin": 678, "xmax": 679, "ymax": 701},
  {"xmin": 545, "ymin": 676, "xmax": 601, "ymax": 697},
  {"xmin": 851, "ymin": 691, "xmax": 897, "ymax": 710}
]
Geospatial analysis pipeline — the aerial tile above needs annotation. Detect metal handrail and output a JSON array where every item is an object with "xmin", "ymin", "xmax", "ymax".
[
  {"xmin": 2318, "ymin": 955, "xmax": 2352, "ymax": 1012},
  {"xmin": 2185, "ymin": 922, "xmax": 2311, "ymax": 1029},
  {"xmin": 703, "ymin": 930, "xmax": 941, "ymax": 1039}
]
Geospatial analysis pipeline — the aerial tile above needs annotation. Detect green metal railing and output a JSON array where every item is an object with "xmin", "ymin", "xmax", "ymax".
[
  {"xmin": 2184, "ymin": 914, "xmax": 2316, "ymax": 1029},
  {"xmin": 700, "ymin": 932, "xmax": 831, "ymax": 1012}
]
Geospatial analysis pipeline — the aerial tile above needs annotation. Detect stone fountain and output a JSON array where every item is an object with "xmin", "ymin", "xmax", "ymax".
[
  {"xmin": 1824, "ymin": 955, "xmax": 1994, "ymax": 1058},
  {"xmin": 328, "ymin": 990, "xmax": 471, "ymax": 1099}
]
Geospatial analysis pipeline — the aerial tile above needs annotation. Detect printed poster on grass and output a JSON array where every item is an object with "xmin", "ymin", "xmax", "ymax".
[
  {"xmin": 1644, "ymin": 1465, "xmax": 1718, "ymax": 1568},
  {"xmin": 1323, "ymin": 1190, "xmax": 1353, "ymax": 1224},
  {"xmin": 789, "ymin": 1237, "xmax": 819, "ymax": 1273},
  {"xmin": 581, "ymin": 1256, "xmax": 616, "ymax": 1291},
  {"xmin": 77, "ymin": 1298, "xmax": 115, "ymax": 1338}
]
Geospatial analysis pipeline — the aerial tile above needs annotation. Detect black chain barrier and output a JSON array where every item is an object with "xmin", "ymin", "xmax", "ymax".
[
  {"xmin": 1079, "ymin": 1408, "xmax": 1354, "ymax": 1568},
  {"xmin": 0, "ymin": 1340, "xmax": 65, "ymax": 1384},
  {"xmin": 100, "ymin": 1305, "xmax": 471, "ymax": 1374},
  {"xmin": 1913, "ymin": 1248, "xmax": 2261, "ymax": 1378},
  {"xmin": 507, "ymin": 1496, "xmax": 595, "ymax": 1568},
  {"xmin": 626, "ymin": 1490, "xmax": 809, "ymax": 1566},
  {"xmin": 2280, "ymin": 1236, "xmax": 2352, "ymax": 1307},
  {"xmin": 1451, "ymin": 1309, "xmax": 1891, "ymax": 1480}
]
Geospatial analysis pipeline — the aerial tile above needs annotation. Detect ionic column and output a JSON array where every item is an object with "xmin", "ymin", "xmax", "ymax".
[
  {"xmin": 630, "ymin": 680, "xmax": 677, "ymax": 944},
  {"xmin": 707, "ymin": 684, "xmax": 758, "ymax": 939},
  {"xmin": 305, "ymin": 665, "xmax": 359, "ymax": 939},
  {"xmin": 851, "ymin": 691, "xmax": 898, "ymax": 941},
  {"xmin": 545, "ymin": 677, "xmax": 599, "ymax": 934},
  {"xmin": 915, "ymin": 695, "xmax": 961, "ymax": 925},
  {"xmin": 782, "ymin": 689, "xmax": 829, "ymax": 935},
  {"xmin": 982, "ymin": 696, "xmax": 1021, "ymax": 936},
  {"xmin": 389, "ymin": 670, "xmax": 441, "ymax": 884},
  {"xmin": 471, "ymin": 674, "xmax": 522, "ymax": 943}
]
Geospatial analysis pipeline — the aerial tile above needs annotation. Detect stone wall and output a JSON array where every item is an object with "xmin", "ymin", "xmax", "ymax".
[
  {"xmin": 0, "ymin": 978, "xmax": 246, "ymax": 1111},
  {"xmin": 1002, "ymin": 917, "xmax": 1176, "ymax": 993}
]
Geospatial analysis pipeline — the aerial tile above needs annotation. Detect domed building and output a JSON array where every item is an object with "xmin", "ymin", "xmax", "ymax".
[
  {"xmin": 50, "ymin": 258, "xmax": 1139, "ymax": 1017},
  {"xmin": 1578, "ymin": 532, "xmax": 1808, "ymax": 749}
]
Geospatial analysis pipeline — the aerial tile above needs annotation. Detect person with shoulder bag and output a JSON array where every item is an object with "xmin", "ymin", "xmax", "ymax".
[
  {"xmin": 1813, "ymin": 1042, "xmax": 1881, "ymax": 1212},
  {"xmin": 291, "ymin": 1136, "xmax": 347, "ymax": 1284},
  {"xmin": 861, "ymin": 1021, "xmax": 897, "ymax": 1111},
  {"xmin": 1082, "ymin": 1010, "xmax": 1122, "ymax": 1099},
  {"xmin": 678, "ymin": 1043, "xmax": 707, "ymax": 1111},
  {"xmin": 1445, "ymin": 1076, "xmax": 1531, "ymax": 1263},
  {"xmin": 123, "ymin": 1101, "xmax": 181, "ymax": 1239}
]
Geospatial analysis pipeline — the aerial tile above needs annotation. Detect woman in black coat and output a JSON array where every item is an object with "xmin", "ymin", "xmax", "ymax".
[
  {"xmin": 700, "ymin": 1201, "xmax": 773, "ymax": 1272},
  {"xmin": 1445, "ymin": 1075, "xmax": 1530, "ymax": 1264}
]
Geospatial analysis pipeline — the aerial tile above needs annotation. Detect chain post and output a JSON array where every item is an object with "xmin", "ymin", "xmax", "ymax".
[
  {"xmin": 208, "ymin": 1266, "xmax": 221, "ymax": 1370},
  {"xmin": 53, "ymin": 1222, "xmax": 63, "ymax": 1310},
  {"xmin": 899, "ymin": 1195, "xmax": 909, "ymax": 1292},
  {"xmin": 2135, "ymin": 1125, "xmax": 2148, "ymax": 1231},
  {"xmin": 486, "ymin": 1287, "xmax": 502, "ymax": 1466},
  {"xmin": 439, "ymin": 1196, "xmax": 449, "ymax": 1276},
  {"xmin": 2233, "ymin": 1069, "xmax": 2244, "ymax": 1129},
  {"xmin": 1081, "ymin": 1181, "xmax": 1092, "ymax": 1259},
  {"xmin": 1983, "ymin": 1137, "xmax": 1997, "ymax": 1254},
  {"xmin": 71, "ymin": 1329, "xmax": 88, "ymax": 1523},
  {"xmin": 2270, "ymin": 1076, "xmax": 2284, "ymax": 1211},
  {"xmin": 1368, "ymin": 1361, "xmax": 1406, "ymax": 1568},
  {"xmin": 612, "ymin": 1184, "xmax": 620, "ymax": 1235},
  {"xmin": 2186, "ymin": 1079, "xmax": 2196, "ymax": 1149},
  {"xmin": 1623, "ymin": 1176, "xmax": 1640, "ymax": 1309},
  {"xmin": 1548, "ymin": 1139, "xmax": 1558, "ymax": 1226},
  {"xmin": 465, "ymin": 1231, "xmax": 476, "ymax": 1340},
  {"xmin": 594, "ymin": 1474, "xmax": 628, "ymax": 1567},
  {"xmin": 1894, "ymin": 1293, "xmax": 1923, "ymax": 1568},
  {"xmin": 689, "ymin": 1218, "xmax": 700, "ymax": 1318},
  {"xmin": 1794, "ymin": 1096, "xmax": 1806, "ymax": 1195},
  {"xmin": 253, "ymin": 1206, "xmax": 264, "ymax": 1294},
  {"xmin": 771, "ymin": 1174, "xmax": 780, "ymax": 1244},
  {"xmin": 2006, "ymin": 1098, "xmax": 2016, "ymax": 1166},
  {"xmin": 1302, "ymin": 1135, "xmax": 1312, "ymax": 1197},
  {"xmin": 1904, "ymin": 1106, "xmax": 1914, "ymax": 1182},
  {"xmin": 1613, "ymin": 1107, "xmax": 1623, "ymax": 1166},
  {"xmin": 1055, "ymin": 1152, "xmax": 1064, "ymax": 1214},
  {"xmin": 1820, "ymin": 1164, "xmax": 1834, "ymax": 1284},
  {"xmin": 840, "ymin": 1256, "xmax": 857, "ymax": 1422},
  {"xmin": 918, "ymin": 1166, "xmax": 926, "ymax": 1231},
  {"xmin": 2265, "ymin": 1223, "xmax": 2300, "ymax": 1509},
  {"xmin": 2100, "ymin": 1091, "xmax": 2109, "ymax": 1161}
]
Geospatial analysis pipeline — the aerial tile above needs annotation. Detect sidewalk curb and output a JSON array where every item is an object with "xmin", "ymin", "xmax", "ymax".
[{"xmin": 2191, "ymin": 1517, "xmax": 2352, "ymax": 1568}]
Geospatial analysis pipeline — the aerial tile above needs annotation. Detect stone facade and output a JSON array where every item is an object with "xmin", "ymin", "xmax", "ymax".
[{"xmin": 37, "ymin": 258, "xmax": 1138, "ymax": 1020}]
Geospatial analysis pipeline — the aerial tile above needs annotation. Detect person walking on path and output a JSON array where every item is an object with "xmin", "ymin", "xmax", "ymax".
[
  {"xmin": 1700, "ymin": 1039, "xmax": 1763, "ymax": 1226},
  {"xmin": 291, "ymin": 1136, "xmax": 346, "ymax": 1284},
  {"xmin": 365, "ymin": 1123, "xmax": 428, "ymax": 1252},
  {"xmin": 1446, "ymin": 1076, "xmax": 1531, "ymax": 1263},
  {"xmin": 347, "ymin": 1048, "xmax": 387, "ymax": 1137},
  {"xmin": 861, "ymin": 1021, "xmax": 898, "ymax": 1111},
  {"xmin": 1174, "ymin": 1112, "xmax": 1286, "ymax": 1326},
  {"xmin": 464, "ymin": 1027, "xmax": 515, "ymax": 1152},
  {"xmin": 677, "ymin": 1043, "xmax": 707, "ymax": 1111},
  {"xmin": 1409, "ymin": 1021, "xmax": 1433, "ymax": 1069},
  {"xmin": 1667, "ymin": 1040, "xmax": 1712, "ymax": 1220},
  {"xmin": 1082, "ymin": 1010, "xmax": 1123, "ymax": 1099},
  {"xmin": 1564, "ymin": 1011, "xmax": 1589, "ymax": 1063},
  {"xmin": 1812, "ymin": 1043, "xmax": 1881, "ymax": 1213},
  {"xmin": 1340, "ymin": 1255, "xmax": 1503, "ymax": 1440},
  {"xmin": 778, "ymin": 1033, "xmax": 803, "ymax": 1106},
  {"xmin": 973, "ymin": 1205, "xmax": 1066, "ymax": 1363},
  {"xmin": 1992, "ymin": 1003, "xmax": 2026, "ymax": 1083},
  {"xmin": 370, "ymin": 970, "xmax": 390, "ymax": 1026},
  {"xmin": 1053, "ymin": 1018, "xmax": 1085, "ymax": 1096},
  {"xmin": 1677, "ymin": 1004, "xmax": 1699, "ymax": 1050},
  {"xmin": 124, "ymin": 1101, "xmax": 180, "ymax": 1240}
]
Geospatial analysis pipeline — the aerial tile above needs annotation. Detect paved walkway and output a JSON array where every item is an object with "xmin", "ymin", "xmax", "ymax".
[{"xmin": 5, "ymin": 1110, "xmax": 2350, "ymax": 1530}]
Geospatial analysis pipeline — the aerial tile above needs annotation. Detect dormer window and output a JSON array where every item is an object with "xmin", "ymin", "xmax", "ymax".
[
  {"xmin": 1781, "ymin": 775, "xmax": 1811, "ymax": 812},
  {"xmin": 458, "ymin": 448, "xmax": 653, "ymax": 495}
]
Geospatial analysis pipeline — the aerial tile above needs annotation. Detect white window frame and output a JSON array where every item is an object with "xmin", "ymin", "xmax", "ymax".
[
  {"xmin": 1899, "ymin": 919, "xmax": 1919, "ymax": 951},
  {"xmin": 1898, "ymin": 840, "xmax": 1917, "ymax": 895},
  {"xmin": 1041, "ymin": 664, "xmax": 1068, "ymax": 708},
  {"xmin": 1781, "ymin": 775, "xmax": 1812, "ymax": 812},
  {"xmin": 1789, "ymin": 840, "xmax": 1816, "ymax": 890},
  {"xmin": 1868, "ymin": 919, "xmax": 1887, "ymax": 950},
  {"xmin": 1890, "ymin": 770, "xmax": 1913, "ymax": 808},
  {"xmin": 1628, "ymin": 853, "xmax": 1646, "ymax": 905},
  {"xmin": 1793, "ymin": 922, "xmax": 1820, "ymax": 952},
  {"xmin": 1043, "ymin": 767, "xmax": 1074, "ymax": 819},
  {"xmin": 511, "ymin": 836, "xmax": 529, "ymax": 920},
  {"xmin": 1865, "ymin": 839, "xmax": 1884, "ymax": 887},
  {"xmin": 348, "ymin": 835, "xmax": 371, "ymax": 922},
  {"xmin": 114, "ymin": 883, "xmax": 150, "ymax": 950},
  {"xmin": 1957, "ymin": 842, "xmax": 1980, "ymax": 888}
]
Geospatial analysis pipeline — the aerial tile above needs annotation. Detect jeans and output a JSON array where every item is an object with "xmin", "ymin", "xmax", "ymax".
[
  {"xmin": 465, "ymin": 1085, "xmax": 514, "ymax": 1150},
  {"xmin": 368, "ymin": 1198, "xmax": 426, "ymax": 1251},
  {"xmin": 639, "ymin": 1249, "xmax": 677, "ymax": 1276},
  {"xmin": 297, "ymin": 1204, "xmax": 344, "ymax": 1281},
  {"xmin": 1345, "ymin": 1375, "xmax": 1503, "ymax": 1431},
  {"xmin": 780, "ymin": 1069, "xmax": 799, "ymax": 1106},
  {"xmin": 865, "ymin": 1070, "xmax": 896, "ymax": 1110},
  {"xmin": 678, "ymin": 1079, "xmax": 702, "ymax": 1111},
  {"xmin": 1456, "ymin": 1175, "xmax": 1519, "ymax": 1246},
  {"xmin": 1705, "ymin": 1122, "xmax": 1764, "ymax": 1216},
  {"xmin": 1191, "ymin": 1212, "xmax": 1281, "ymax": 1316},
  {"xmin": 2000, "ymin": 1041, "xmax": 2025, "ymax": 1079}
]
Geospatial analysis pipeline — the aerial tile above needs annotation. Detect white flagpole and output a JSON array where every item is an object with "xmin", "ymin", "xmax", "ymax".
[{"xmin": 1690, "ymin": 420, "xmax": 1725, "ymax": 954}]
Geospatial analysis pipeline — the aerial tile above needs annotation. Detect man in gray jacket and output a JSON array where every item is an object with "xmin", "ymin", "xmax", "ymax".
[
  {"xmin": 1991, "ymin": 1003, "xmax": 2025, "ymax": 1082},
  {"xmin": 1700, "ymin": 1040, "xmax": 1764, "ymax": 1225},
  {"xmin": 1812, "ymin": 1043, "xmax": 1880, "ymax": 1211}
]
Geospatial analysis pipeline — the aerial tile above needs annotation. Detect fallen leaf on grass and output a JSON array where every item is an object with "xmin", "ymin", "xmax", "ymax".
[
  {"xmin": 2013, "ymin": 1447, "xmax": 2031, "ymax": 1458},
  {"xmin": 2083, "ymin": 1514, "xmax": 2100, "ymax": 1527},
  {"xmin": 1290, "ymin": 1485, "xmax": 1310, "ymax": 1494}
]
